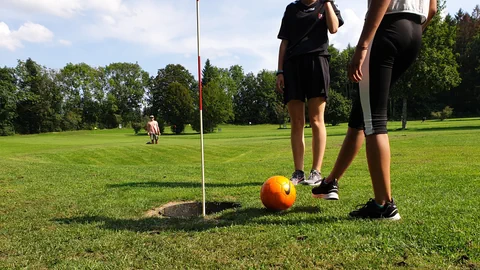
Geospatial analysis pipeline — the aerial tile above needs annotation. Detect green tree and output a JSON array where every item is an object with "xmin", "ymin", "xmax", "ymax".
[
  {"xmin": 328, "ymin": 45, "xmax": 355, "ymax": 100},
  {"xmin": 162, "ymin": 82, "xmax": 195, "ymax": 134},
  {"xmin": 450, "ymin": 6, "xmax": 480, "ymax": 115},
  {"xmin": 233, "ymin": 72, "xmax": 258, "ymax": 124},
  {"xmin": 150, "ymin": 64, "xmax": 196, "ymax": 131},
  {"xmin": 202, "ymin": 59, "xmax": 219, "ymax": 87},
  {"xmin": 325, "ymin": 90, "xmax": 351, "ymax": 126},
  {"xmin": 229, "ymin": 65, "xmax": 245, "ymax": 88},
  {"xmin": 191, "ymin": 80, "xmax": 233, "ymax": 133},
  {"xmin": 232, "ymin": 70, "xmax": 278, "ymax": 125},
  {"xmin": 57, "ymin": 63, "xmax": 104, "ymax": 130},
  {"xmin": 391, "ymin": 0, "xmax": 461, "ymax": 129},
  {"xmin": 14, "ymin": 58, "xmax": 62, "ymax": 134},
  {"xmin": 104, "ymin": 63, "xmax": 149, "ymax": 126},
  {"xmin": 255, "ymin": 70, "xmax": 279, "ymax": 124},
  {"xmin": 0, "ymin": 67, "xmax": 17, "ymax": 135}
]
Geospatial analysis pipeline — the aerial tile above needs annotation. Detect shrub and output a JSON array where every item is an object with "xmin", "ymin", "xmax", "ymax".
[
  {"xmin": 431, "ymin": 106, "xmax": 454, "ymax": 121},
  {"xmin": 325, "ymin": 90, "xmax": 351, "ymax": 126},
  {"xmin": 132, "ymin": 122, "xmax": 143, "ymax": 134}
]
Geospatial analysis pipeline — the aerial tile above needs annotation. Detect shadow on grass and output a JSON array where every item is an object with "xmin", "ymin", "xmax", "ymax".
[
  {"xmin": 132, "ymin": 133, "xmax": 200, "ymax": 137},
  {"xmin": 391, "ymin": 125, "xmax": 480, "ymax": 133},
  {"xmin": 52, "ymin": 206, "xmax": 349, "ymax": 233},
  {"xmin": 107, "ymin": 181, "xmax": 263, "ymax": 189}
]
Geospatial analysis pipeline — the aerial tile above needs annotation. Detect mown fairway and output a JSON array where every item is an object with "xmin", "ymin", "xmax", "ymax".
[{"xmin": 1, "ymin": 119, "xmax": 479, "ymax": 269}]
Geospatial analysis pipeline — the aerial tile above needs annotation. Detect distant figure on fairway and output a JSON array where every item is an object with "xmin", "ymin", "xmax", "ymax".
[
  {"xmin": 312, "ymin": 0, "xmax": 438, "ymax": 220},
  {"xmin": 147, "ymin": 115, "xmax": 160, "ymax": 144},
  {"xmin": 276, "ymin": 0, "xmax": 344, "ymax": 186}
]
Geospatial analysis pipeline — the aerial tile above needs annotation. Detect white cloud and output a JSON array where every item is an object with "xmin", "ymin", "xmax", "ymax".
[
  {"xmin": 0, "ymin": 22, "xmax": 22, "ymax": 50},
  {"xmin": 59, "ymin": 39, "xmax": 72, "ymax": 46},
  {"xmin": 83, "ymin": 0, "xmax": 196, "ymax": 52},
  {"xmin": 329, "ymin": 9, "xmax": 365, "ymax": 49},
  {"xmin": 0, "ymin": 0, "xmax": 124, "ymax": 18},
  {"xmin": 0, "ymin": 0, "xmax": 370, "ymax": 74},
  {"xmin": 1, "ymin": 0, "xmax": 82, "ymax": 18},
  {"xmin": 16, "ymin": 22, "xmax": 54, "ymax": 43},
  {"xmin": 0, "ymin": 21, "xmax": 54, "ymax": 51}
]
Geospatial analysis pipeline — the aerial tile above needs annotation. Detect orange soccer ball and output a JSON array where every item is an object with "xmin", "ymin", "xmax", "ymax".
[{"xmin": 260, "ymin": 176, "xmax": 296, "ymax": 211}]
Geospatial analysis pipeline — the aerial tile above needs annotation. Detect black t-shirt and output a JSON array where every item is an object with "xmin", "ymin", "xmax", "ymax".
[{"xmin": 278, "ymin": 0, "xmax": 344, "ymax": 59}]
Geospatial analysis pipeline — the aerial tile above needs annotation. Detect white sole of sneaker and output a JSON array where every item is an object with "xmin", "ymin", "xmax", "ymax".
[
  {"xmin": 384, "ymin": 213, "xmax": 401, "ymax": 220},
  {"xmin": 311, "ymin": 193, "xmax": 339, "ymax": 200},
  {"xmin": 301, "ymin": 180, "xmax": 322, "ymax": 187}
]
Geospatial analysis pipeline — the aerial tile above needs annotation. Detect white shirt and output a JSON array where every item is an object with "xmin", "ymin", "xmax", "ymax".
[{"xmin": 368, "ymin": 0, "xmax": 430, "ymax": 23}]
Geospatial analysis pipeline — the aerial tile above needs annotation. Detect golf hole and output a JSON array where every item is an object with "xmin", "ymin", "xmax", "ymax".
[{"xmin": 146, "ymin": 201, "xmax": 241, "ymax": 218}]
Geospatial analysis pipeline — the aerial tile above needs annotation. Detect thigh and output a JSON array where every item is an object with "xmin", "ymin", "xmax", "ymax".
[{"xmin": 287, "ymin": 100, "xmax": 305, "ymax": 123}]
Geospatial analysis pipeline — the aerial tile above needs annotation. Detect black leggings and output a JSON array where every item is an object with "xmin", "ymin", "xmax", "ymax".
[{"xmin": 348, "ymin": 13, "xmax": 422, "ymax": 135}]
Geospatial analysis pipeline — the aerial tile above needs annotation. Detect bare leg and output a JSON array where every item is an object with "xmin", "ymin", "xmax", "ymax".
[
  {"xmin": 307, "ymin": 97, "xmax": 327, "ymax": 172},
  {"xmin": 365, "ymin": 134, "xmax": 391, "ymax": 205},
  {"xmin": 326, "ymin": 127, "xmax": 364, "ymax": 182},
  {"xmin": 287, "ymin": 100, "xmax": 305, "ymax": 171}
]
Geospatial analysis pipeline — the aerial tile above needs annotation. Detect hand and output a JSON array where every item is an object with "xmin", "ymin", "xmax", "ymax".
[
  {"xmin": 348, "ymin": 47, "xmax": 368, "ymax": 83},
  {"xmin": 276, "ymin": 74, "xmax": 285, "ymax": 93}
]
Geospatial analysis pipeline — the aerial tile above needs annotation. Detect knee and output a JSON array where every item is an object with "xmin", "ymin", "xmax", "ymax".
[
  {"xmin": 290, "ymin": 117, "xmax": 305, "ymax": 129},
  {"xmin": 309, "ymin": 115, "xmax": 325, "ymax": 128}
]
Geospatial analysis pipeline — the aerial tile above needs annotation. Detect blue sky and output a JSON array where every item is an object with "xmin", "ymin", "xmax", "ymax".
[{"xmin": 0, "ymin": 0, "xmax": 475, "ymax": 78}]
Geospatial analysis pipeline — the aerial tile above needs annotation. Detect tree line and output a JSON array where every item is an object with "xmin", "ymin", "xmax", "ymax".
[{"xmin": 0, "ymin": 3, "xmax": 479, "ymax": 136}]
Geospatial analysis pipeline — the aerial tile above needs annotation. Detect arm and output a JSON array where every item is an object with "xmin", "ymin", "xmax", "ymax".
[
  {"xmin": 276, "ymin": 40, "xmax": 289, "ymax": 93},
  {"xmin": 356, "ymin": 0, "xmax": 391, "ymax": 49},
  {"xmin": 325, "ymin": 2, "xmax": 339, "ymax": 34},
  {"xmin": 348, "ymin": 0, "xmax": 391, "ymax": 82},
  {"xmin": 422, "ymin": 0, "xmax": 438, "ymax": 31}
]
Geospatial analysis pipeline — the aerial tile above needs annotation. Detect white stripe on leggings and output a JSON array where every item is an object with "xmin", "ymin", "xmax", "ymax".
[{"xmin": 359, "ymin": 44, "xmax": 374, "ymax": 135}]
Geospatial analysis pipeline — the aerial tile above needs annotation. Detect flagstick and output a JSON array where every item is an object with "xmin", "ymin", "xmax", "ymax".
[{"xmin": 196, "ymin": 0, "xmax": 206, "ymax": 217}]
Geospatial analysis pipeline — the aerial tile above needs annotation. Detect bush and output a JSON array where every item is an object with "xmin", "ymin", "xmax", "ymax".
[
  {"xmin": 325, "ymin": 90, "xmax": 351, "ymax": 126},
  {"xmin": 170, "ymin": 124, "xmax": 185, "ymax": 134},
  {"xmin": 0, "ymin": 124, "xmax": 15, "ymax": 136},
  {"xmin": 431, "ymin": 106, "xmax": 454, "ymax": 121},
  {"xmin": 132, "ymin": 122, "xmax": 143, "ymax": 134}
]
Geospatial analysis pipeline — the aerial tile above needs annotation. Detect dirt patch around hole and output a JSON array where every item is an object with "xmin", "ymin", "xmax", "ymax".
[{"xmin": 146, "ymin": 201, "xmax": 241, "ymax": 218}]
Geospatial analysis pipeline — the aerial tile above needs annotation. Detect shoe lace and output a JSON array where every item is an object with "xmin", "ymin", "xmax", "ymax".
[
  {"xmin": 292, "ymin": 170, "xmax": 304, "ymax": 180},
  {"xmin": 355, "ymin": 198, "xmax": 376, "ymax": 210},
  {"xmin": 309, "ymin": 170, "xmax": 320, "ymax": 178}
]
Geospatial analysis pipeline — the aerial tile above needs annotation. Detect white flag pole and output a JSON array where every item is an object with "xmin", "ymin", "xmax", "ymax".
[{"xmin": 196, "ymin": 0, "xmax": 206, "ymax": 217}]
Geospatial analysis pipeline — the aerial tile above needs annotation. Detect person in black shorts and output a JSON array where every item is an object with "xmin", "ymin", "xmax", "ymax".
[
  {"xmin": 276, "ymin": 0, "xmax": 343, "ymax": 186},
  {"xmin": 312, "ymin": 0, "xmax": 438, "ymax": 220}
]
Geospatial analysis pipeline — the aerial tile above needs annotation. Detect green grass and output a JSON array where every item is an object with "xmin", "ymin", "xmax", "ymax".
[{"xmin": 1, "ymin": 119, "xmax": 479, "ymax": 269}]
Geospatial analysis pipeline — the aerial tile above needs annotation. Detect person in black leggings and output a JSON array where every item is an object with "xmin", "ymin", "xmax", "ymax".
[{"xmin": 312, "ymin": 0, "xmax": 438, "ymax": 220}]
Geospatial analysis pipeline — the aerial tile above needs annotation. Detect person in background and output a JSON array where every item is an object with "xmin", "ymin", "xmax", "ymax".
[{"xmin": 147, "ymin": 115, "xmax": 160, "ymax": 144}]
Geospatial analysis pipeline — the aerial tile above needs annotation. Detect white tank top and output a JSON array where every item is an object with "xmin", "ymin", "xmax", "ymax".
[{"xmin": 368, "ymin": 0, "xmax": 429, "ymax": 23}]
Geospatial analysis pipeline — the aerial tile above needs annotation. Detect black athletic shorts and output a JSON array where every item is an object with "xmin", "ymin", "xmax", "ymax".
[
  {"xmin": 348, "ymin": 13, "xmax": 422, "ymax": 135},
  {"xmin": 283, "ymin": 53, "xmax": 330, "ymax": 105}
]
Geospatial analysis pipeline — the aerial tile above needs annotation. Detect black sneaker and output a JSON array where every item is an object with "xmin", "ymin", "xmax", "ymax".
[
  {"xmin": 349, "ymin": 198, "xmax": 401, "ymax": 220},
  {"xmin": 290, "ymin": 170, "xmax": 305, "ymax": 186},
  {"xmin": 311, "ymin": 178, "xmax": 339, "ymax": 200}
]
